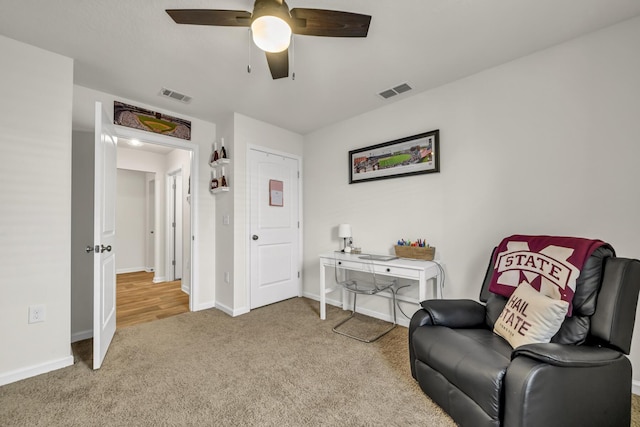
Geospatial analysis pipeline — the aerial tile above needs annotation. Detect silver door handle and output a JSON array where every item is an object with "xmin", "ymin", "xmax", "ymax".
[
  {"xmin": 86, "ymin": 245, "xmax": 99, "ymax": 253},
  {"xmin": 252, "ymin": 235, "xmax": 259, "ymax": 240},
  {"xmin": 100, "ymin": 245, "xmax": 112, "ymax": 253}
]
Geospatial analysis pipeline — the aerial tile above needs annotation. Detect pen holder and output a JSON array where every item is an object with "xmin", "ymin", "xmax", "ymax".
[{"xmin": 394, "ymin": 245, "xmax": 436, "ymax": 261}]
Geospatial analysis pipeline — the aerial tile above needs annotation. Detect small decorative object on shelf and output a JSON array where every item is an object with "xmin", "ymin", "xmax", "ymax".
[
  {"xmin": 220, "ymin": 138, "xmax": 228, "ymax": 159},
  {"xmin": 212, "ymin": 142, "xmax": 220, "ymax": 163},
  {"xmin": 220, "ymin": 166, "xmax": 228, "ymax": 187},
  {"xmin": 210, "ymin": 170, "xmax": 219, "ymax": 191}
]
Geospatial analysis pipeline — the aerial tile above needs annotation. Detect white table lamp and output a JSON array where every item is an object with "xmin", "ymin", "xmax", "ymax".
[{"xmin": 338, "ymin": 224, "xmax": 352, "ymax": 252}]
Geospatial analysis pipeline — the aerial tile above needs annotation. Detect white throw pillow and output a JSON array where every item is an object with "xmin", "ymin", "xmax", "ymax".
[{"xmin": 493, "ymin": 282, "xmax": 569, "ymax": 348}]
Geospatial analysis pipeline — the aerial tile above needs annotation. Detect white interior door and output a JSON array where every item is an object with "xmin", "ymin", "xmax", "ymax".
[
  {"xmin": 249, "ymin": 149, "xmax": 300, "ymax": 309},
  {"xmin": 174, "ymin": 174, "xmax": 183, "ymax": 280},
  {"xmin": 93, "ymin": 101, "xmax": 117, "ymax": 370},
  {"xmin": 146, "ymin": 177, "xmax": 155, "ymax": 272}
]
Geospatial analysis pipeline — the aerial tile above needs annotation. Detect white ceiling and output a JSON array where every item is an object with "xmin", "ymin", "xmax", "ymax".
[{"xmin": 2, "ymin": 0, "xmax": 640, "ymax": 135}]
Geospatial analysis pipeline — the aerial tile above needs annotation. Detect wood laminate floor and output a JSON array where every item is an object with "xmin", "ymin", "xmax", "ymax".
[{"xmin": 116, "ymin": 271, "xmax": 190, "ymax": 329}]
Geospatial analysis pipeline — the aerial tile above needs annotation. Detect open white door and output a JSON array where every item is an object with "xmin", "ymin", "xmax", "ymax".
[
  {"xmin": 249, "ymin": 149, "xmax": 300, "ymax": 309},
  {"xmin": 93, "ymin": 101, "xmax": 117, "ymax": 369}
]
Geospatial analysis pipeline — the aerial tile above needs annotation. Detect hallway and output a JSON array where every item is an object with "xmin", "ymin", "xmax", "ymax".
[{"xmin": 116, "ymin": 271, "xmax": 189, "ymax": 328}]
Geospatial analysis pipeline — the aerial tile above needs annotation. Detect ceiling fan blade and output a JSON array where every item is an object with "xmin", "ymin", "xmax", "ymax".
[
  {"xmin": 290, "ymin": 9, "xmax": 371, "ymax": 37},
  {"xmin": 265, "ymin": 50, "xmax": 289, "ymax": 80},
  {"xmin": 166, "ymin": 9, "xmax": 252, "ymax": 27}
]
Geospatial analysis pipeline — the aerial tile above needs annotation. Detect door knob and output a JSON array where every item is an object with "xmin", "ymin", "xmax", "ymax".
[
  {"xmin": 86, "ymin": 245, "xmax": 99, "ymax": 253},
  {"xmin": 252, "ymin": 235, "xmax": 259, "ymax": 240},
  {"xmin": 100, "ymin": 245, "xmax": 112, "ymax": 253}
]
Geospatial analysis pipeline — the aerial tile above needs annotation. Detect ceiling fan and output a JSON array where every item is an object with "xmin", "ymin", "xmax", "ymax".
[{"xmin": 166, "ymin": 0, "xmax": 371, "ymax": 80}]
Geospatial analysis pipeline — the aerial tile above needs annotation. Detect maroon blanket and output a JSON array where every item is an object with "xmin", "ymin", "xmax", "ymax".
[{"xmin": 488, "ymin": 235, "xmax": 607, "ymax": 316}]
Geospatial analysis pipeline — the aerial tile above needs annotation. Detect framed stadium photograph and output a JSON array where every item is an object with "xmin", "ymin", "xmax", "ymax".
[{"xmin": 348, "ymin": 130, "xmax": 439, "ymax": 184}]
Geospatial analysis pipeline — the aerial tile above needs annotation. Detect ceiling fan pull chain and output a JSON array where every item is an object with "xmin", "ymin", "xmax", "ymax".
[
  {"xmin": 291, "ymin": 36, "xmax": 295, "ymax": 81},
  {"xmin": 247, "ymin": 28, "xmax": 252, "ymax": 74}
]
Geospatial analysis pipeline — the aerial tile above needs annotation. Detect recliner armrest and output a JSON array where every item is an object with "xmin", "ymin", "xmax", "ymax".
[
  {"xmin": 512, "ymin": 343, "xmax": 625, "ymax": 367},
  {"xmin": 419, "ymin": 299, "xmax": 487, "ymax": 328}
]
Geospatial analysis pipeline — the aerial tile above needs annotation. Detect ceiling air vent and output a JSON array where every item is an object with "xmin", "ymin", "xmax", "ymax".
[
  {"xmin": 159, "ymin": 87, "xmax": 192, "ymax": 104},
  {"xmin": 378, "ymin": 89, "xmax": 397, "ymax": 99},
  {"xmin": 377, "ymin": 82, "xmax": 413, "ymax": 100}
]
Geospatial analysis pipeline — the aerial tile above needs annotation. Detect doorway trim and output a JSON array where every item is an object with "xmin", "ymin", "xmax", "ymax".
[
  {"xmin": 245, "ymin": 144, "xmax": 303, "ymax": 311},
  {"xmin": 166, "ymin": 169, "xmax": 183, "ymax": 283},
  {"xmin": 116, "ymin": 126, "xmax": 199, "ymax": 312}
]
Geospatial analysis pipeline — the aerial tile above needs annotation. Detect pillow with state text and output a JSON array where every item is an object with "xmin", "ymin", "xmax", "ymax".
[{"xmin": 493, "ymin": 282, "xmax": 569, "ymax": 348}]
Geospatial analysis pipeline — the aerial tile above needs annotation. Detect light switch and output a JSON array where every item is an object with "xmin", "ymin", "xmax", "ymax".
[{"xmin": 223, "ymin": 215, "xmax": 230, "ymax": 225}]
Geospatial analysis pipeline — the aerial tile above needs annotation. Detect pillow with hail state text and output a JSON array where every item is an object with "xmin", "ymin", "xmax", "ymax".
[{"xmin": 493, "ymin": 282, "xmax": 569, "ymax": 348}]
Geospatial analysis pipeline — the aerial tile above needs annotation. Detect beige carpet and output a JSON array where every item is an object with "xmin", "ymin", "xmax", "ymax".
[
  {"xmin": 1, "ymin": 297, "xmax": 639, "ymax": 426},
  {"xmin": 0, "ymin": 298, "xmax": 454, "ymax": 426}
]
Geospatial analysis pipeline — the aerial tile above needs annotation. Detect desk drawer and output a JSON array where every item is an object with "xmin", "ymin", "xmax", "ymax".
[
  {"xmin": 335, "ymin": 260, "xmax": 363, "ymax": 271},
  {"xmin": 374, "ymin": 265, "xmax": 420, "ymax": 280}
]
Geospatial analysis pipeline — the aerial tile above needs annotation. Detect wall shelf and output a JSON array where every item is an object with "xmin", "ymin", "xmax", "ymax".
[
  {"xmin": 209, "ymin": 158, "xmax": 230, "ymax": 168},
  {"xmin": 209, "ymin": 158, "xmax": 230, "ymax": 194},
  {"xmin": 210, "ymin": 186, "xmax": 230, "ymax": 194}
]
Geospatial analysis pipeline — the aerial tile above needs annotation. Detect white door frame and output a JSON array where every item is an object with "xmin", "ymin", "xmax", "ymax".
[
  {"xmin": 245, "ymin": 145, "xmax": 303, "ymax": 311},
  {"xmin": 116, "ymin": 126, "xmax": 199, "ymax": 312},
  {"xmin": 166, "ymin": 169, "xmax": 183, "ymax": 282}
]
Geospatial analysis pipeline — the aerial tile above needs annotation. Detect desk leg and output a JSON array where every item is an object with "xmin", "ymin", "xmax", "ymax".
[
  {"xmin": 320, "ymin": 262, "xmax": 326, "ymax": 320},
  {"xmin": 418, "ymin": 273, "xmax": 427, "ymax": 303}
]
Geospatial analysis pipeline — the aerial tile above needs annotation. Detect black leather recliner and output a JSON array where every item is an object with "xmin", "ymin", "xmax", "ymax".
[{"xmin": 409, "ymin": 245, "xmax": 640, "ymax": 427}]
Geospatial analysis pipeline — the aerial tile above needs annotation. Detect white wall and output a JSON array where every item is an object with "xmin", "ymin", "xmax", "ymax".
[
  {"xmin": 211, "ymin": 112, "xmax": 235, "ymax": 313},
  {"xmin": 213, "ymin": 113, "xmax": 304, "ymax": 315},
  {"xmin": 303, "ymin": 15, "xmax": 640, "ymax": 385},
  {"xmin": 0, "ymin": 35, "xmax": 74, "ymax": 385},
  {"xmin": 116, "ymin": 169, "xmax": 147, "ymax": 273},
  {"xmin": 117, "ymin": 147, "xmax": 167, "ymax": 281}
]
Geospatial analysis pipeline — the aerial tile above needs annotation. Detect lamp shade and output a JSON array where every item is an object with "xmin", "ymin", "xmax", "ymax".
[{"xmin": 338, "ymin": 224, "xmax": 352, "ymax": 238}]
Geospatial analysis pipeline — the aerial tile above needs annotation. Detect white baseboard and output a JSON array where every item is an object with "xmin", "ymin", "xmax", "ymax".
[
  {"xmin": 152, "ymin": 275, "xmax": 166, "ymax": 283},
  {"xmin": 215, "ymin": 301, "xmax": 250, "ymax": 317},
  {"xmin": 193, "ymin": 301, "xmax": 215, "ymax": 312},
  {"xmin": 71, "ymin": 329, "xmax": 93, "ymax": 343},
  {"xmin": 145, "ymin": 267, "xmax": 154, "ymax": 273},
  {"xmin": 0, "ymin": 355, "xmax": 74, "ymax": 387},
  {"xmin": 116, "ymin": 267, "xmax": 146, "ymax": 274},
  {"xmin": 181, "ymin": 284, "xmax": 190, "ymax": 295},
  {"xmin": 633, "ymin": 380, "xmax": 640, "ymax": 395}
]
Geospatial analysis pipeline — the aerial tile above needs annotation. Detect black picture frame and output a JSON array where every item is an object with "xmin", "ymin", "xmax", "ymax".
[{"xmin": 348, "ymin": 130, "xmax": 439, "ymax": 184}]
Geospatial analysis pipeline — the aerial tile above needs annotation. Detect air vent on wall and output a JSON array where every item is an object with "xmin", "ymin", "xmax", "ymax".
[
  {"xmin": 377, "ymin": 82, "xmax": 412, "ymax": 100},
  {"xmin": 159, "ymin": 87, "xmax": 192, "ymax": 104}
]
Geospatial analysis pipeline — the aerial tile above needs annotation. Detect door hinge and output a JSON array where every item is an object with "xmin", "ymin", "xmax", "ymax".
[
  {"xmin": 172, "ymin": 222, "xmax": 176, "ymax": 228},
  {"xmin": 298, "ymin": 221, "xmax": 300, "ymax": 228},
  {"xmin": 172, "ymin": 260, "xmax": 176, "ymax": 266},
  {"xmin": 297, "ymin": 171, "xmax": 300, "ymax": 179},
  {"xmin": 298, "ymin": 271, "xmax": 300, "ymax": 278},
  {"xmin": 173, "ymin": 183, "xmax": 176, "ymax": 189}
]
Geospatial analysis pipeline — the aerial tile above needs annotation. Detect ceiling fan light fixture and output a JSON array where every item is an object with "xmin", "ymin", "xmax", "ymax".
[
  {"xmin": 251, "ymin": 15, "xmax": 291, "ymax": 53},
  {"xmin": 250, "ymin": 0, "xmax": 292, "ymax": 53}
]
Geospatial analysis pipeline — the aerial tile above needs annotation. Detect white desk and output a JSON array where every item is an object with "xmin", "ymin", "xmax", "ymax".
[{"xmin": 318, "ymin": 252, "xmax": 442, "ymax": 320}]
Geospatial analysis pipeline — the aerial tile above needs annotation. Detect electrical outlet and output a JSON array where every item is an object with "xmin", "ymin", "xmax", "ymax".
[
  {"xmin": 223, "ymin": 215, "xmax": 230, "ymax": 225},
  {"xmin": 29, "ymin": 305, "xmax": 46, "ymax": 324},
  {"xmin": 224, "ymin": 272, "xmax": 230, "ymax": 284}
]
